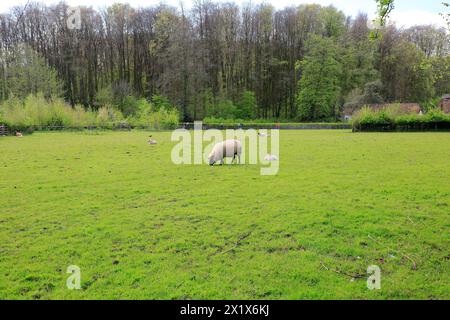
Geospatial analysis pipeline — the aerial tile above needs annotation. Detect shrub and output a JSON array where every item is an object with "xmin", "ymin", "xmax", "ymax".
[
  {"xmin": 235, "ymin": 90, "xmax": 257, "ymax": 119},
  {"xmin": 96, "ymin": 105, "xmax": 125, "ymax": 128},
  {"xmin": 0, "ymin": 93, "xmax": 180, "ymax": 131},
  {"xmin": 352, "ymin": 105, "xmax": 396, "ymax": 131},
  {"xmin": 152, "ymin": 95, "xmax": 173, "ymax": 111},
  {"xmin": 128, "ymin": 98, "xmax": 179, "ymax": 129},
  {"xmin": 423, "ymin": 108, "xmax": 449, "ymax": 122},
  {"xmin": 95, "ymin": 85, "xmax": 115, "ymax": 108},
  {"xmin": 3, "ymin": 44, "xmax": 62, "ymax": 100},
  {"xmin": 352, "ymin": 104, "xmax": 450, "ymax": 131},
  {"xmin": 0, "ymin": 94, "xmax": 123, "ymax": 130},
  {"xmin": 69, "ymin": 105, "xmax": 97, "ymax": 127},
  {"xmin": 207, "ymin": 99, "xmax": 237, "ymax": 119},
  {"xmin": 95, "ymin": 82, "xmax": 139, "ymax": 116},
  {"xmin": 1, "ymin": 95, "xmax": 28, "ymax": 128}
]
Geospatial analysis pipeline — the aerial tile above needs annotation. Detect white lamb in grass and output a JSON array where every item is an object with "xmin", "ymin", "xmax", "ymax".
[
  {"xmin": 208, "ymin": 139, "xmax": 242, "ymax": 166},
  {"xmin": 264, "ymin": 154, "xmax": 278, "ymax": 161},
  {"xmin": 148, "ymin": 135, "xmax": 157, "ymax": 145},
  {"xmin": 257, "ymin": 129, "xmax": 270, "ymax": 137}
]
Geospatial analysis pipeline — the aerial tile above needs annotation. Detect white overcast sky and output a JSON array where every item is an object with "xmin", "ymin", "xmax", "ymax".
[{"xmin": 1, "ymin": 0, "xmax": 448, "ymax": 29}]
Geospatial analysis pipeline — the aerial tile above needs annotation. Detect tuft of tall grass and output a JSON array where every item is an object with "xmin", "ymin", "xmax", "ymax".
[
  {"xmin": 0, "ymin": 94, "xmax": 99, "ymax": 131},
  {"xmin": 0, "ymin": 94, "xmax": 180, "ymax": 132}
]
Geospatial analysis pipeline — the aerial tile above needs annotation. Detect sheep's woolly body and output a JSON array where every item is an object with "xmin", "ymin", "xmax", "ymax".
[{"xmin": 208, "ymin": 139, "xmax": 242, "ymax": 165}]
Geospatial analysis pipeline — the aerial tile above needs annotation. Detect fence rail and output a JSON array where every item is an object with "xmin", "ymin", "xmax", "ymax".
[{"xmin": 0, "ymin": 124, "xmax": 7, "ymax": 135}]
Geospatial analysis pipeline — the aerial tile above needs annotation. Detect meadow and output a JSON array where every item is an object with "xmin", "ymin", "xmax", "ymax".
[{"xmin": 0, "ymin": 130, "xmax": 449, "ymax": 299}]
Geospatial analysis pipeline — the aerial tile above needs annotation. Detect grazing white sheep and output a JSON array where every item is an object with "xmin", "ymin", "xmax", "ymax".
[
  {"xmin": 264, "ymin": 154, "xmax": 278, "ymax": 161},
  {"xmin": 15, "ymin": 132, "xmax": 23, "ymax": 137},
  {"xmin": 208, "ymin": 139, "xmax": 242, "ymax": 166}
]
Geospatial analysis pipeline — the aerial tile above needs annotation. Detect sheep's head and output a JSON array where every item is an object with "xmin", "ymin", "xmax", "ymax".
[{"xmin": 208, "ymin": 151, "xmax": 215, "ymax": 165}]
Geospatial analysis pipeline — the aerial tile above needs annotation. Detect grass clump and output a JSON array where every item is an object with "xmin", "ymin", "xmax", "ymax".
[
  {"xmin": 127, "ymin": 98, "xmax": 179, "ymax": 130},
  {"xmin": 0, "ymin": 94, "xmax": 96, "ymax": 132}
]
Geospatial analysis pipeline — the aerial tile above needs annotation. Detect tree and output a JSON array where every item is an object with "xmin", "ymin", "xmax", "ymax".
[
  {"xmin": 320, "ymin": 6, "xmax": 346, "ymax": 38},
  {"xmin": 404, "ymin": 25, "xmax": 449, "ymax": 57},
  {"xmin": 430, "ymin": 55, "xmax": 450, "ymax": 96},
  {"xmin": 344, "ymin": 80, "xmax": 384, "ymax": 110},
  {"xmin": 339, "ymin": 13, "xmax": 379, "ymax": 111},
  {"xmin": 208, "ymin": 99, "xmax": 236, "ymax": 119},
  {"xmin": 296, "ymin": 36, "xmax": 342, "ymax": 121},
  {"xmin": 1, "ymin": 44, "xmax": 62, "ymax": 99},
  {"xmin": 235, "ymin": 90, "xmax": 257, "ymax": 119},
  {"xmin": 371, "ymin": 0, "xmax": 395, "ymax": 39},
  {"xmin": 381, "ymin": 40, "xmax": 435, "ymax": 102},
  {"xmin": 440, "ymin": 2, "xmax": 450, "ymax": 31},
  {"xmin": 0, "ymin": 1, "xmax": 445, "ymax": 121}
]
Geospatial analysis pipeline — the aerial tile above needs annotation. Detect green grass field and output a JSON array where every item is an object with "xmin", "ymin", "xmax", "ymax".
[{"xmin": 0, "ymin": 130, "xmax": 449, "ymax": 299}]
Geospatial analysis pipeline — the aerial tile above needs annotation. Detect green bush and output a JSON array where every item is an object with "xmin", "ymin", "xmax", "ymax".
[
  {"xmin": 396, "ymin": 114, "xmax": 423, "ymax": 125},
  {"xmin": 95, "ymin": 82, "xmax": 139, "ymax": 116},
  {"xmin": 0, "ymin": 94, "xmax": 119, "ymax": 131},
  {"xmin": 127, "ymin": 98, "xmax": 179, "ymax": 129},
  {"xmin": 235, "ymin": 90, "xmax": 257, "ymax": 119},
  {"xmin": 0, "ymin": 93, "xmax": 181, "ymax": 131},
  {"xmin": 353, "ymin": 105, "xmax": 396, "ymax": 126},
  {"xmin": 213, "ymin": 99, "xmax": 237, "ymax": 119},
  {"xmin": 69, "ymin": 105, "xmax": 97, "ymax": 127},
  {"xmin": 0, "ymin": 94, "xmax": 74, "ymax": 128},
  {"xmin": 152, "ymin": 95, "xmax": 173, "ymax": 111},
  {"xmin": 423, "ymin": 108, "xmax": 449, "ymax": 122},
  {"xmin": 96, "ymin": 105, "xmax": 125, "ymax": 128},
  {"xmin": 352, "ymin": 104, "xmax": 450, "ymax": 131}
]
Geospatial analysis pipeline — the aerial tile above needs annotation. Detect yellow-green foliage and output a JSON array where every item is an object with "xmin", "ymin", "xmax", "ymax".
[
  {"xmin": 0, "ymin": 94, "xmax": 179, "ymax": 130},
  {"xmin": 0, "ymin": 94, "xmax": 97, "ymax": 129},
  {"xmin": 69, "ymin": 105, "xmax": 97, "ymax": 127},
  {"xmin": 96, "ymin": 105, "xmax": 125, "ymax": 128},
  {"xmin": 352, "ymin": 104, "xmax": 397, "ymax": 128},
  {"xmin": 127, "ymin": 98, "xmax": 179, "ymax": 129}
]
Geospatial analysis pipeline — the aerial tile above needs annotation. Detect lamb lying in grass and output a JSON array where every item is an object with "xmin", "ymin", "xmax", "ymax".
[
  {"xmin": 264, "ymin": 154, "xmax": 278, "ymax": 161},
  {"xmin": 257, "ymin": 129, "xmax": 270, "ymax": 137},
  {"xmin": 208, "ymin": 139, "xmax": 242, "ymax": 166},
  {"xmin": 148, "ymin": 135, "xmax": 157, "ymax": 145}
]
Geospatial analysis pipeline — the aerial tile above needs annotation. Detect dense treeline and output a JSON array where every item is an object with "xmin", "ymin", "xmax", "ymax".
[{"xmin": 0, "ymin": 1, "xmax": 449, "ymax": 121}]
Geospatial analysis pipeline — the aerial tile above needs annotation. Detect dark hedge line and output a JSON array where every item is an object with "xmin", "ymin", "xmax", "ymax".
[{"xmin": 354, "ymin": 121, "xmax": 450, "ymax": 132}]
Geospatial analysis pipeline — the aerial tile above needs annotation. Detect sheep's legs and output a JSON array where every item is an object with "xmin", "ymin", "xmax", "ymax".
[{"xmin": 232, "ymin": 153, "xmax": 240, "ymax": 164}]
